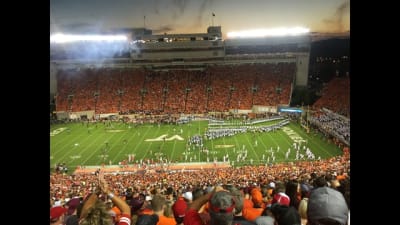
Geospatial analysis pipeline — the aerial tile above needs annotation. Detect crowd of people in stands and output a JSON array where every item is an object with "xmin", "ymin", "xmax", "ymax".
[
  {"xmin": 55, "ymin": 63, "xmax": 294, "ymax": 115},
  {"xmin": 312, "ymin": 77, "xmax": 350, "ymax": 118},
  {"xmin": 50, "ymin": 148, "xmax": 349, "ymax": 225}
]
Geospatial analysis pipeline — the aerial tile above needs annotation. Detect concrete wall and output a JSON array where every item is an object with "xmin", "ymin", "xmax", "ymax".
[
  {"xmin": 295, "ymin": 54, "xmax": 310, "ymax": 87},
  {"xmin": 50, "ymin": 63, "xmax": 57, "ymax": 95}
]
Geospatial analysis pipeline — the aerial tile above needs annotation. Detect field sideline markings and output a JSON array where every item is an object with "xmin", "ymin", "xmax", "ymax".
[
  {"xmin": 222, "ymin": 135, "xmax": 228, "ymax": 161},
  {"xmin": 289, "ymin": 124, "xmax": 334, "ymax": 157},
  {"xmin": 270, "ymin": 129, "xmax": 296, "ymax": 162},
  {"xmin": 53, "ymin": 127, "xmax": 94, "ymax": 163},
  {"xmin": 78, "ymin": 122, "xmax": 123, "ymax": 165},
  {"xmin": 54, "ymin": 125, "xmax": 105, "ymax": 166},
  {"xmin": 107, "ymin": 123, "xmax": 131, "ymax": 164},
  {"xmin": 243, "ymin": 131, "xmax": 261, "ymax": 163},
  {"xmin": 81, "ymin": 126, "xmax": 120, "ymax": 165},
  {"xmin": 232, "ymin": 133, "xmax": 241, "ymax": 160},
  {"xmin": 268, "ymin": 128, "xmax": 290, "ymax": 160},
  {"xmin": 170, "ymin": 135, "xmax": 178, "ymax": 162},
  {"xmin": 258, "ymin": 132, "xmax": 281, "ymax": 159},
  {"xmin": 136, "ymin": 125, "xmax": 158, "ymax": 161}
]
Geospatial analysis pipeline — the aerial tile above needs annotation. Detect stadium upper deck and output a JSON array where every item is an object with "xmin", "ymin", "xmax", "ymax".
[
  {"xmin": 51, "ymin": 26, "xmax": 309, "ymax": 63},
  {"xmin": 51, "ymin": 26, "xmax": 310, "ymax": 81},
  {"xmin": 50, "ymin": 26, "xmax": 311, "ymax": 115}
]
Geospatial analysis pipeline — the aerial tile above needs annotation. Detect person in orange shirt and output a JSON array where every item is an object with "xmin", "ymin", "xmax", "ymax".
[
  {"xmin": 151, "ymin": 194, "xmax": 177, "ymax": 225},
  {"xmin": 242, "ymin": 190, "xmax": 254, "ymax": 209},
  {"xmin": 250, "ymin": 187, "xmax": 265, "ymax": 208},
  {"xmin": 242, "ymin": 205, "xmax": 264, "ymax": 222},
  {"xmin": 242, "ymin": 187, "xmax": 264, "ymax": 222},
  {"xmin": 228, "ymin": 186, "xmax": 257, "ymax": 225}
]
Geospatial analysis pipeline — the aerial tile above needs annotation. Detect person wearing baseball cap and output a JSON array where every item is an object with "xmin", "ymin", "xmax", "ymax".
[
  {"xmin": 184, "ymin": 185, "xmax": 236, "ymax": 225},
  {"xmin": 172, "ymin": 197, "xmax": 187, "ymax": 224},
  {"xmin": 183, "ymin": 191, "xmax": 193, "ymax": 203},
  {"xmin": 50, "ymin": 206, "xmax": 67, "ymax": 224},
  {"xmin": 307, "ymin": 187, "xmax": 349, "ymax": 225}
]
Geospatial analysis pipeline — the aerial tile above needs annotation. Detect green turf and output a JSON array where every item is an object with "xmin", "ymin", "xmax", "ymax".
[{"xmin": 50, "ymin": 120, "xmax": 343, "ymax": 170}]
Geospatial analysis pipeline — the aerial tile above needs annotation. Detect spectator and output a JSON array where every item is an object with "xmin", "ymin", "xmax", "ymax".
[
  {"xmin": 184, "ymin": 186, "xmax": 237, "ymax": 225},
  {"xmin": 50, "ymin": 206, "xmax": 67, "ymax": 225},
  {"xmin": 208, "ymin": 190, "xmax": 236, "ymax": 225},
  {"xmin": 285, "ymin": 180, "xmax": 300, "ymax": 210},
  {"xmin": 307, "ymin": 187, "xmax": 348, "ymax": 225},
  {"xmin": 151, "ymin": 194, "xmax": 177, "ymax": 225},
  {"xmin": 183, "ymin": 192, "xmax": 193, "ymax": 204},
  {"xmin": 65, "ymin": 197, "xmax": 81, "ymax": 225},
  {"xmin": 271, "ymin": 192, "xmax": 290, "ymax": 207},
  {"xmin": 172, "ymin": 197, "xmax": 187, "ymax": 225},
  {"xmin": 137, "ymin": 214, "xmax": 159, "ymax": 225},
  {"xmin": 254, "ymin": 205, "xmax": 275, "ymax": 225},
  {"xmin": 229, "ymin": 187, "xmax": 256, "ymax": 225},
  {"xmin": 79, "ymin": 171, "xmax": 131, "ymax": 225},
  {"xmin": 271, "ymin": 182, "xmax": 290, "ymax": 208},
  {"xmin": 270, "ymin": 204, "xmax": 301, "ymax": 225},
  {"xmin": 298, "ymin": 197, "xmax": 308, "ymax": 225}
]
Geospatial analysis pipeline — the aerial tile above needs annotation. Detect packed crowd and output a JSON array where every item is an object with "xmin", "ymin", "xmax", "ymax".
[
  {"xmin": 50, "ymin": 149, "xmax": 349, "ymax": 225},
  {"xmin": 56, "ymin": 63, "xmax": 294, "ymax": 115},
  {"xmin": 312, "ymin": 77, "xmax": 350, "ymax": 117}
]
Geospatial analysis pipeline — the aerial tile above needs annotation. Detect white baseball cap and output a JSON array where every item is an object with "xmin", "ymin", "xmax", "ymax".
[{"xmin": 183, "ymin": 192, "xmax": 193, "ymax": 201}]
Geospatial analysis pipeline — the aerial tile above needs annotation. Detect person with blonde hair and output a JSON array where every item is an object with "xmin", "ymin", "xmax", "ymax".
[{"xmin": 298, "ymin": 197, "xmax": 308, "ymax": 225}]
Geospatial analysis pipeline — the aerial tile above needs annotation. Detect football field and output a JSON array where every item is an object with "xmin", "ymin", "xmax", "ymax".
[{"xmin": 50, "ymin": 119, "xmax": 343, "ymax": 171}]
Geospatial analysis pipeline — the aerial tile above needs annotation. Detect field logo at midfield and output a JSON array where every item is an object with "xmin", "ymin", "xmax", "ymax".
[
  {"xmin": 145, "ymin": 134, "xmax": 184, "ymax": 142},
  {"xmin": 50, "ymin": 127, "xmax": 67, "ymax": 136},
  {"xmin": 281, "ymin": 127, "xmax": 306, "ymax": 143}
]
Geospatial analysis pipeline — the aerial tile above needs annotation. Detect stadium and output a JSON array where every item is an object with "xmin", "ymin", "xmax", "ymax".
[{"xmin": 50, "ymin": 24, "xmax": 349, "ymax": 225}]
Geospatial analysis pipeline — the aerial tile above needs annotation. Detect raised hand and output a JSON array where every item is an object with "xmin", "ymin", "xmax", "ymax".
[{"xmin": 98, "ymin": 170, "xmax": 109, "ymax": 194}]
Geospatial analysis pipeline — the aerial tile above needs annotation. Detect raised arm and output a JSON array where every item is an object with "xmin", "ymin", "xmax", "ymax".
[{"xmin": 98, "ymin": 171, "xmax": 131, "ymax": 218}]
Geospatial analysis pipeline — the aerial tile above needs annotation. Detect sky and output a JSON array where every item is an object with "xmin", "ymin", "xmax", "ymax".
[{"xmin": 50, "ymin": 0, "xmax": 350, "ymax": 39}]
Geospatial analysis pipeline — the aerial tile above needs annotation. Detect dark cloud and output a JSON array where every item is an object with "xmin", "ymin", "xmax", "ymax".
[
  {"xmin": 153, "ymin": 0, "xmax": 188, "ymax": 17},
  {"xmin": 152, "ymin": 25, "xmax": 174, "ymax": 34},
  {"xmin": 152, "ymin": 0, "xmax": 160, "ymax": 14},
  {"xmin": 152, "ymin": 0, "xmax": 214, "ymax": 33},
  {"xmin": 335, "ymin": 1, "xmax": 349, "ymax": 32},
  {"xmin": 173, "ymin": 0, "xmax": 189, "ymax": 14},
  {"xmin": 194, "ymin": 0, "xmax": 214, "ymax": 28},
  {"xmin": 322, "ymin": 1, "xmax": 349, "ymax": 32}
]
